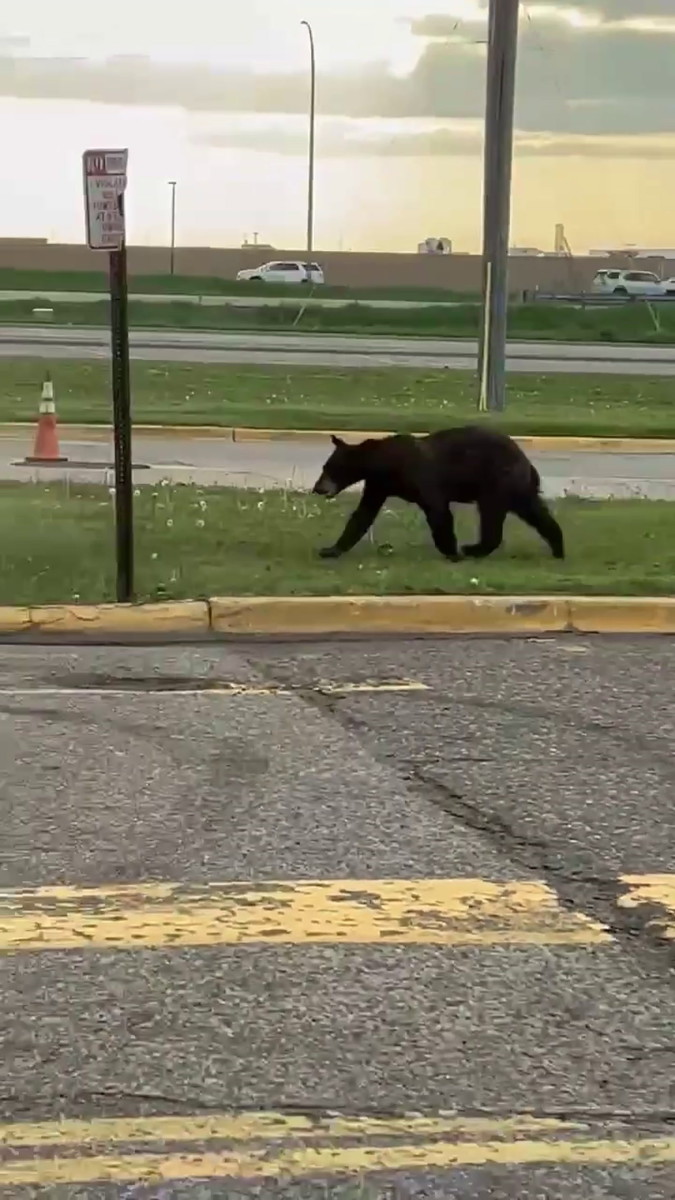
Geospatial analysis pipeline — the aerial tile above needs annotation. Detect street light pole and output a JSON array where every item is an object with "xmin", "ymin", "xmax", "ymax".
[
  {"xmin": 168, "ymin": 180, "xmax": 177, "ymax": 276},
  {"xmin": 300, "ymin": 19, "xmax": 316, "ymax": 256},
  {"xmin": 478, "ymin": 0, "xmax": 520, "ymax": 413}
]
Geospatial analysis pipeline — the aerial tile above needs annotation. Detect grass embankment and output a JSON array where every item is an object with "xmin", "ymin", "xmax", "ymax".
[
  {"xmin": 4, "ymin": 296, "xmax": 675, "ymax": 343},
  {"xmin": 4, "ymin": 484, "xmax": 674, "ymax": 606},
  {"xmin": 1, "ymin": 361, "xmax": 673, "ymax": 439},
  {"xmin": 0, "ymin": 268, "xmax": 473, "ymax": 303}
]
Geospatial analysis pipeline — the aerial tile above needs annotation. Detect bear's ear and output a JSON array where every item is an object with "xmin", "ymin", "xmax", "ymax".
[{"xmin": 331, "ymin": 434, "xmax": 346, "ymax": 448}]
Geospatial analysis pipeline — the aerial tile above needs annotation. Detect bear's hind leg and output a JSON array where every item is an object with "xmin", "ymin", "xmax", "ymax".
[
  {"xmin": 462, "ymin": 498, "xmax": 506, "ymax": 558},
  {"xmin": 511, "ymin": 494, "xmax": 565, "ymax": 559},
  {"xmin": 423, "ymin": 505, "xmax": 462, "ymax": 561}
]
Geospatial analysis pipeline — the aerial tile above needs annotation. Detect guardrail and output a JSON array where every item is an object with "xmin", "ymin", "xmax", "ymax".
[{"xmin": 528, "ymin": 292, "xmax": 675, "ymax": 306}]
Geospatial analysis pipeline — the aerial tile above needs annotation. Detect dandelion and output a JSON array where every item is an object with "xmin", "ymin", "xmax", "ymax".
[
  {"xmin": 166, "ymin": 518, "xmax": 173, "ymax": 528},
  {"xmin": 196, "ymin": 518, "xmax": 205, "ymax": 528},
  {"xmin": 151, "ymin": 552, "xmax": 158, "ymax": 560}
]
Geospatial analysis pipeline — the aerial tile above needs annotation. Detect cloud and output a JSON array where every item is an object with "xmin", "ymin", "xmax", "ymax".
[
  {"xmin": 528, "ymin": 0, "xmax": 675, "ymax": 17},
  {"xmin": 411, "ymin": 2, "xmax": 675, "ymax": 34},
  {"xmin": 195, "ymin": 122, "xmax": 675, "ymax": 160},
  {"xmin": 0, "ymin": 7, "xmax": 672, "ymax": 137}
]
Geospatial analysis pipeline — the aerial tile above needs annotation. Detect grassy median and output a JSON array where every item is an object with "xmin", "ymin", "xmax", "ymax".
[
  {"xmin": 1, "ymin": 360, "xmax": 674, "ymax": 439},
  {"xmin": 3, "ymin": 483, "xmax": 674, "ymax": 605},
  {"xmin": 0, "ymin": 267, "xmax": 474, "ymax": 303},
  {"xmin": 3, "ymin": 296, "xmax": 675, "ymax": 343}
]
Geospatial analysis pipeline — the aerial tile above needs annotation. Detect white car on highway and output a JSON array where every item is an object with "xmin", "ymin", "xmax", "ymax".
[
  {"xmin": 236, "ymin": 260, "xmax": 325, "ymax": 285},
  {"xmin": 591, "ymin": 269, "xmax": 675, "ymax": 297}
]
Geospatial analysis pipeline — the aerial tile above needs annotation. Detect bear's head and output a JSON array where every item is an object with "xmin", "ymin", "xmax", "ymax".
[{"xmin": 312, "ymin": 435, "xmax": 367, "ymax": 498}]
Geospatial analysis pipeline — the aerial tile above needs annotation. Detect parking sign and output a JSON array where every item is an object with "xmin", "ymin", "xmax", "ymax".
[{"xmin": 83, "ymin": 148, "xmax": 128, "ymax": 250}]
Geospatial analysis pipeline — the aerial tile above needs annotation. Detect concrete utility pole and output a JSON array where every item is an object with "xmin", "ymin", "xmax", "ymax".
[
  {"xmin": 478, "ymin": 0, "xmax": 520, "ymax": 412},
  {"xmin": 168, "ymin": 180, "xmax": 177, "ymax": 276},
  {"xmin": 301, "ymin": 20, "xmax": 316, "ymax": 256}
]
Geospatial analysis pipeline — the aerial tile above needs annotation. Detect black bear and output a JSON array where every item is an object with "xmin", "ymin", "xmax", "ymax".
[{"xmin": 311, "ymin": 426, "xmax": 564, "ymax": 562}]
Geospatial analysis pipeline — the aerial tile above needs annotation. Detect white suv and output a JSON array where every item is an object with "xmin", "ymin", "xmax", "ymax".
[
  {"xmin": 591, "ymin": 269, "xmax": 672, "ymax": 297},
  {"xmin": 236, "ymin": 260, "xmax": 325, "ymax": 285}
]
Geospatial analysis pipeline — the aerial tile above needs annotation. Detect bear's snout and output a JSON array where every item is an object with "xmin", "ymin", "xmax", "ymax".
[{"xmin": 313, "ymin": 473, "xmax": 338, "ymax": 498}]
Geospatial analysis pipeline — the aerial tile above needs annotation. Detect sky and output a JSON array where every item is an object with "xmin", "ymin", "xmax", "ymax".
[{"xmin": 1, "ymin": 0, "xmax": 674, "ymax": 252}]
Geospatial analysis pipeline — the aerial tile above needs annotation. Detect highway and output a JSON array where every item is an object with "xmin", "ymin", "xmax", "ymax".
[
  {"xmin": 0, "ymin": 638, "xmax": 674, "ymax": 1198},
  {"xmin": 5, "ymin": 428, "xmax": 675, "ymax": 497},
  {"xmin": 1, "ymin": 324, "xmax": 673, "ymax": 373}
]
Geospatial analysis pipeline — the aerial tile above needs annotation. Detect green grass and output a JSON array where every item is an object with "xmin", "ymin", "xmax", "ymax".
[
  {"xmin": 3, "ymin": 483, "xmax": 674, "ymax": 605},
  {"xmin": 0, "ymin": 267, "xmax": 474, "ymax": 303},
  {"xmin": 5, "ymin": 295, "xmax": 675, "ymax": 343},
  {"xmin": 1, "ymin": 360, "xmax": 674, "ymax": 439}
]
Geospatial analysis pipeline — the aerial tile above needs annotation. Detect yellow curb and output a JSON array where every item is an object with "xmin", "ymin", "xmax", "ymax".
[
  {"xmin": 209, "ymin": 595, "xmax": 572, "ymax": 636},
  {"xmin": 515, "ymin": 435, "xmax": 675, "ymax": 454},
  {"xmin": 2, "ymin": 596, "xmax": 675, "ymax": 638},
  {"xmin": 231, "ymin": 427, "xmax": 388, "ymax": 443},
  {"xmin": 209, "ymin": 595, "xmax": 675, "ymax": 637},
  {"xmin": 1, "ymin": 423, "xmax": 674, "ymax": 452},
  {"xmin": 0, "ymin": 606, "xmax": 32, "ymax": 634},
  {"xmin": 135, "ymin": 424, "xmax": 235, "ymax": 439},
  {"xmin": 0, "ymin": 424, "xmax": 238, "ymax": 442},
  {"xmin": 23, "ymin": 601, "xmax": 209, "ymax": 636},
  {"xmin": 225, "ymin": 429, "xmax": 675, "ymax": 453},
  {"xmin": 567, "ymin": 596, "xmax": 675, "ymax": 634}
]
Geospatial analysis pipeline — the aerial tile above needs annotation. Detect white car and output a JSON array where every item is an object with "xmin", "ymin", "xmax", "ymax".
[
  {"xmin": 236, "ymin": 260, "xmax": 325, "ymax": 285},
  {"xmin": 591, "ymin": 268, "xmax": 672, "ymax": 297}
]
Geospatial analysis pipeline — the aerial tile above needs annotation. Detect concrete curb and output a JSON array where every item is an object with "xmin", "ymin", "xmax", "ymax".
[
  {"xmin": 2, "ymin": 595, "xmax": 675, "ymax": 638},
  {"xmin": 0, "ymin": 601, "xmax": 210, "ymax": 636},
  {"xmin": 0, "ymin": 423, "xmax": 674, "ymax": 454}
]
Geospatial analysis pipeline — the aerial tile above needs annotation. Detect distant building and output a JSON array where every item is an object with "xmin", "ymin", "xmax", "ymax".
[
  {"xmin": 417, "ymin": 237, "xmax": 452, "ymax": 254},
  {"xmin": 589, "ymin": 246, "xmax": 675, "ymax": 259}
]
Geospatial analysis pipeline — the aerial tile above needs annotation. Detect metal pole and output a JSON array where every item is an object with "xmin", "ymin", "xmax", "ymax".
[
  {"xmin": 301, "ymin": 20, "xmax": 316, "ymax": 256},
  {"xmin": 478, "ymin": 0, "xmax": 520, "ymax": 413},
  {"xmin": 478, "ymin": 0, "xmax": 498, "ymax": 411},
  {"xmin": 108, "ymin": 196, "xmax": 134, "ymax": 602},
  {"xmin": 168, "ymin": 180, "xmax": 177, "ymax": 276}
]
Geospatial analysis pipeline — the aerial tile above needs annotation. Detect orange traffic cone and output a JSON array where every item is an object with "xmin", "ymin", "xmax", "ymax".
[{"xmin": 24, "ymin": 373, "xmax": 68, "ymax": 464}]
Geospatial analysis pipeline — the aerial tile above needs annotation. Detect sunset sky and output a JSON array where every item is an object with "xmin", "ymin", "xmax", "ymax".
[{"xmin": 1, "ymin": 0, "xmax": 674, "ymax": 252}]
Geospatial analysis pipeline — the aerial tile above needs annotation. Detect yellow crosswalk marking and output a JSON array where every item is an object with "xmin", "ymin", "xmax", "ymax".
[
  {"xmin": 0, "ymin": 878, "xmax": 610, "ymax": 953},
  {"xmin": 0, "ymin": 1111, "xmax": 586, "ymax": 1149},
  {"xmin": 0, "ymin": 1123, "xmax": 673, "ymax": 1187},
  {"xmin": 618, "ymin": 874, "xmax": 675, "ymax": 940}
]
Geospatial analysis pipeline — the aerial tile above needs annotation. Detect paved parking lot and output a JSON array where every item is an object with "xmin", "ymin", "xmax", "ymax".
[{"xmin": 0, "ymin": 636, "xmax": 673, "ymax": 1197}]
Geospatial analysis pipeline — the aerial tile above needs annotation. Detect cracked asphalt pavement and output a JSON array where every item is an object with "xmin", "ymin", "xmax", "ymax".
[{"xmin": 0, "ymin": 637, "xmax": 673, "ymax": 1198}]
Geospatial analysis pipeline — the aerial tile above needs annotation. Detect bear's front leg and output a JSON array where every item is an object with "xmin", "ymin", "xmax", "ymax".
[{"xmin": 318, "ymin": 485, "xmax": 386, "ymax": 559}]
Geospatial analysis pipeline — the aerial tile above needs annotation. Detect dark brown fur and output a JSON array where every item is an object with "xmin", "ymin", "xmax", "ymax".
[{"xmin": 311, "ymin": 425, "xmax": 565, "ymax": 561}]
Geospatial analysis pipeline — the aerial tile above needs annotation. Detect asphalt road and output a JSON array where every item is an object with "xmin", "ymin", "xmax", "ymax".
[
  {"xmin": 0, "ymin": 637, "xmax": 674, "ymax": 1199},
  {"xmin": 1, "ymin": 325, "xmax": 674, "ymax": 374},
  {"xmin": 4, "ymin": 429, "xmax": 675, "ymax": 498}
]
